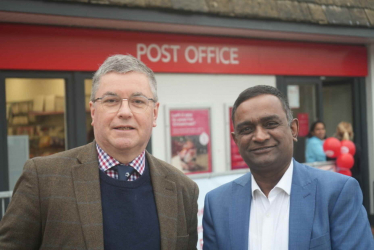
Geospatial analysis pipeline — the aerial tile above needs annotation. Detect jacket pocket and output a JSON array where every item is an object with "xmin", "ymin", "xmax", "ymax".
[
  {"xmin": 176, "ymin": 234, "xmax": 189, "ymax": 250},
  {"xmin": 310, "ymin": 232, "xmax": 331, "ymax": 249}
]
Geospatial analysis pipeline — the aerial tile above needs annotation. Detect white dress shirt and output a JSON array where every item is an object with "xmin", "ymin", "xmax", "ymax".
[{"xmin": 249, "ymin": 161, "xmax": 294, "ymax": 250}]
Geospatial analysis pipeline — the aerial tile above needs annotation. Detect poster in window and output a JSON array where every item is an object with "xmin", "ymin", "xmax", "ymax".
[
  {"xmin": 297, "ymin": 113, "xmax": 309, "ymax": 137},
  {"xmin": 229, "ymin": 107, "xmax": 247, "ymax": 170},
  {"xmin": 169, "ymin": 109, "xmax": 212, "ymax": 174}
]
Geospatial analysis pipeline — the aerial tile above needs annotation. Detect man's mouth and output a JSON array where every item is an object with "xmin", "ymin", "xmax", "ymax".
[
  {"xmin": 250, "ymin": 146, "xmax": 275, "ymax": 152},
  {"xmin": 114, "ymin": 126, "xmax": 134, "ymax": 130}
]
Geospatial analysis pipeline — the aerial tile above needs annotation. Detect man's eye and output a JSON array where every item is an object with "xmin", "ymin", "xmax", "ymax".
[
  {"xmin": 103, "ymin": 98, "xmax": 119, "ymax": 104},
  {"xmin": 131, "ymin": 98, "xmax": 146, "ymax": 105},
  {"xmin": 239, "ymin": 127, "xmax": 252, "ymax": 134},
  {"xmin": 266, "ymin": 122, "xmax": 278, "ymax": 127}
]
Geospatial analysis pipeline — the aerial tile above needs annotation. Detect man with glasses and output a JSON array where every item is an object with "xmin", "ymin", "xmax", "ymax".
[{"xmin": 0, "ymin": 55, "xmax": 199, "ymax": 250}]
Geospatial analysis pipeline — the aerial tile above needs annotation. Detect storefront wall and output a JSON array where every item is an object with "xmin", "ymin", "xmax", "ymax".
[{"xmin": 0, "ymin": 24, "xmax": 371, "ymax": 222}]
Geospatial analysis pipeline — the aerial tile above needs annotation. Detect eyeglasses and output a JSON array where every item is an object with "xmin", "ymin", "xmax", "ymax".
[{"xmin": 93, "ymin": 94, "xmax": 156, "ymax": 114}]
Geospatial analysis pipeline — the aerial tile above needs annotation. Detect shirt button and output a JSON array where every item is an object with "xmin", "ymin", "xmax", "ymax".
[{"xmin": 266, "ymin": 213, "xmax": 270, "ymax": 217}]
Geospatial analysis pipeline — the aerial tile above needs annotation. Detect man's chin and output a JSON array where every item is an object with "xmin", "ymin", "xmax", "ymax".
[{"xmin": 246, "ymin": 158, "xmax": 276, "ymax": 170}]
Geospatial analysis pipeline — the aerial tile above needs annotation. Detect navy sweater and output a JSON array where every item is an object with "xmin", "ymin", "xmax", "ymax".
[{"xmin": 99, "ymin": 161, "xmax": 161, "ymax": 250}]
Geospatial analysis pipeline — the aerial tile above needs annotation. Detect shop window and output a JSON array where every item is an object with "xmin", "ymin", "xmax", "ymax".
[{"xmin": 6, "ymin": 78, "xmax": 66, "ymax": 189}]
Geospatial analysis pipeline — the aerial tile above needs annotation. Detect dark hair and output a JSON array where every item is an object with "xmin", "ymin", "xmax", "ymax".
[
  {"xmin": 307, "ymin": 120, "xmax": 326, "ymax": 138},
  {"xmin": 231, "ymin": 85, "xmax": 293, "ymax": 126}
]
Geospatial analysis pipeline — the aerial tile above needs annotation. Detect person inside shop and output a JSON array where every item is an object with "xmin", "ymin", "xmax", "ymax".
[
  {"xmin": 202, "ymin": 85, "xmax": 373, "ymax": 250},
  {"xmin": 335, "ymin": 121, "xmax": 362, "ymax": 186},
  {"xmin": 0, "ymin": 55, "xmax": 199, "ymax": 250},
  {"xmin": 305, "ymin": 120, "xmax": 327, "ymax": 162}
]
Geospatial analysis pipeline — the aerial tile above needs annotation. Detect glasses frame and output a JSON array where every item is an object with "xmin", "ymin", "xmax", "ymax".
[{"xmin": 93, "ymin": 94, "xmax": 156, "ymax": 114}]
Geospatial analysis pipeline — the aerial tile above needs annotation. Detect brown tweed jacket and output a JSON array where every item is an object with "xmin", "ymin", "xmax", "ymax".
[{"xmin": 0, "ymin": 142, "xmax": 199, "ymax": 250}]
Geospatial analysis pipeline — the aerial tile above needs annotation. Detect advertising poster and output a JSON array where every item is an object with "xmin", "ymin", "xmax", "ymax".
[
  {"xmin": 229, "ymin": 107, "xmax": 247, "ymax": 170},
  {"xmin": 297, "ymin": 113, "xmax": 309, "ymax": 137},
  {"xmin": 169, "ymin": 109, "xmax": 212, "ymax": 174},
  {"xmin": 287, "ymin": 85, "xmax": 300, "ymax": 109}
]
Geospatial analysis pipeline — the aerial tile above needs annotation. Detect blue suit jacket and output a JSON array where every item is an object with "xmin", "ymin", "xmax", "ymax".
[{"xmin": 203, "ymin": 160, "xmax": 374, "ymax": 250}]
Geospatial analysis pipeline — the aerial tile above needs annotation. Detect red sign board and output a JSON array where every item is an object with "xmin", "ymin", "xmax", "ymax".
[
  {"xmin": 0, "ymin": 24, "xmax": 367, "ymax": 76},
  {"xmin": 169, "ymin": 109, "xmax": 212, "ymax": 174},
  {"xmin": 229, "ymin": 107, "xmax": 247, "ymax": 170},
  {"xmin": 298, "ymin": 113, "xmax": 309, "ymax": 137}
]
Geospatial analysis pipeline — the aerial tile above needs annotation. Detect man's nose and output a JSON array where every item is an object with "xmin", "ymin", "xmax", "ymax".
[
  {"xmin": 252, "ymin": 126, "xmax": 270, "ymax": 142},
  {"xmin": 117, "ymin": 99, "xmax": 133, "ymax": 117}
]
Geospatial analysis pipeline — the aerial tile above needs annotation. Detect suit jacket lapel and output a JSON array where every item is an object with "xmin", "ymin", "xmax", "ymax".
[
  {"xmin": 229, "ymin": 173, "xmax": 252, "ymax": 250},
  {"xmin": 72, "ymin": 142, "xmax": 104, "ymax": 250},
  {"xmin": 289, "ymin": 160, "xmax": 316, "ymax": 250},
  {"xmin": 146, "ymin": 152, "xmax": 178, "ymax": 250}
]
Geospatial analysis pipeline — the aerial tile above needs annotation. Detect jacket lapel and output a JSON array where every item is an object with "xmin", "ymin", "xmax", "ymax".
[
  {"xmin": 72, "ymin": 142, "xmax": 104, "ymax": 250},
  {"xmin": 146, "ymin": 152, "xmax": 178, "ymax": 250},
  {"xmin": 289, "ymin": 160, "xmax": 316, "ymax": 250},
  {"xmin": 229, "ymin": 173, "xmax": 252, "ymax": 250}
]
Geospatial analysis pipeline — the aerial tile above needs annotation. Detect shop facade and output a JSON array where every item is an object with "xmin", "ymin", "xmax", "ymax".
[{"xmin": 1, "ymin": 2, "xmax": 374, "ymax": 240}]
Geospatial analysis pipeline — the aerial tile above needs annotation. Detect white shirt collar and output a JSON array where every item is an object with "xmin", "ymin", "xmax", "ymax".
[{"xmin": 251, "ymin": 159, "xmax": 294, "ymax": 197}]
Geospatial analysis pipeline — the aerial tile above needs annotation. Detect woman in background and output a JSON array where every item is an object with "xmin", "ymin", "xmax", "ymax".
[
  {"xmin": 335, "ymin": 121, "xmax": 361, "ymax": 185},
  {"xmin": 305, "ymin": 121, "xmax": 327, "ymax": 162},
  {"xmin": 335, "ymin": 121, "xmax": 354, "ymax": 141}
]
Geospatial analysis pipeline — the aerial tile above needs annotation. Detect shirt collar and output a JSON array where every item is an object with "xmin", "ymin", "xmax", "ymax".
[
  {"xmin": 251, "ymin": 160, "xmax": 294, "ymax": 196},
  {"xmin": 96, "ymin": 143, "xmax": 146, "ymax": 175}
]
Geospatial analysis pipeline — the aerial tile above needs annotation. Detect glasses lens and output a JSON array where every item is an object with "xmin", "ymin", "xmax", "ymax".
[
  {"xmin": 101, "ymin": 95, "xmax": 121, "ymax": 113},
  {"xmin": 129, "ymin": 96, "xmax": 149, "ymax": 113}
]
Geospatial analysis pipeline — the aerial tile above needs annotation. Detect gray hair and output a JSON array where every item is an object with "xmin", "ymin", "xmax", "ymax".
[
  {"xmin": 91, "ymin": 54, "xmax": 158, "ymax": 102},
  {"xmin": 231, "ymin": 85, "xmax": 293, "ymax": 126}
]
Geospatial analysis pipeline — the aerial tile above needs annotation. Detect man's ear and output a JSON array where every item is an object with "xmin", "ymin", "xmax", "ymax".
[
  {"xmin": 152, "ymin": 102, "xmax": 160, "ymax": 127},
  {"xmin": 90, "ymin": 101, "xmax": 95, "ymax": 126},
  {"xmin": 231, "ymin": 131, "xmax": 238, "ymax": 145},
  {"xmin": 290, "ymin": 118, "xmax": 299, "ymax": 142}
]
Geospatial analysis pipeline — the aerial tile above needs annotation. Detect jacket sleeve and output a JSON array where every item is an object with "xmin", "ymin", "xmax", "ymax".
[
  {"xmin": 330, "ymin": 177, "xmax": 374, "ymax": 249},
  {"xmin": 188, "ymin": 182, "xmax": 199, "ymax": 250},
  {"xmin": 0, "ymin": 159, "xmax": 42, "ymax": 250},
  {"xmin": 202, "ymin": 192, "xmax": 219, "ymax": 250}
]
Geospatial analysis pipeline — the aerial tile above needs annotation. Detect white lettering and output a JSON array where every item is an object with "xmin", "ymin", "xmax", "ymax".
[
  {"xmin": 185, "ymin": 46, "xmax": 198, "ymax": 64},
  {"xmin": 207, "ymin": 47, "xmax": 215, "ymax": 64},
  {"xmin": 161, "ymin": 45, "xmax": 171, "ymax": 63},
  {"xmin": 136, "ymin": 43, "xmax": 147, "ymax": 60},
  {"xmin": 170, "ymin": 45, "xmax": 180, "ymax": 62},
  {"xmin": 147, "ymin": 44, "xmax": 161, "ymax": 62},
  {"xmin": 198, "ymin": 46, "xmax": 207, "ymax": 63},
  {"xmin": 220, "ymin": 47, "xmax": 230, "ymax": 64},
  {"xmin": 138, "ymin": 44, "xmax": 239, "ymax": 65},
  {"xmin": 216, "ymin": 47, "xmax": 220, "ymax": 64},
  {"xmin": 230, "ymin": 48, "xmax": 239, "ymax": 64}
]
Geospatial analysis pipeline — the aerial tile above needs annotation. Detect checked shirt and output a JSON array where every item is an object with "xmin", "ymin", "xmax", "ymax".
[{"xmin": 96, "ymin": 143, "xmax": 145, "ymax": 181}]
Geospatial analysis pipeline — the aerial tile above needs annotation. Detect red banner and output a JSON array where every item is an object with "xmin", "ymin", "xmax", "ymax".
[
  {"xmin": 229, "ymin": 107, "xmax": 247, "ymax": 170},
  {"xmin": 0, "ymin": 24, "xmax": 367, "ymax": 76},
  {"xmin": 169, "ymin": 109, "xmax": 212, "ymax": 174},
  {"xmin": 298, "ymin": 113, "xmax": 309, "ymax": 137}
]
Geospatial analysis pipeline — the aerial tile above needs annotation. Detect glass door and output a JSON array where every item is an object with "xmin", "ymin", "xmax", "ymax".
[
  {"xmin": 0, "ymin": 71, "xmax": 87, "ymax": 194},
  {"xmin": 5, "ymin": 78, "xmax": 67, "ymax": 190},
  {"xmin": 277, "ymin": 77, "xmax": 323, "ymax": 163}
]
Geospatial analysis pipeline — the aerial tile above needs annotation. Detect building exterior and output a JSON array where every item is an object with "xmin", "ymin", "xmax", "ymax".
[{"xmin": 1, "ymin": 0, "xmax": 374, "ymax": 240}]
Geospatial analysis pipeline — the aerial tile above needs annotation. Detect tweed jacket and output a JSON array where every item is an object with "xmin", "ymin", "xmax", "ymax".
[{"xmin": 0, "ymin": 141, "xmax": 199, "ymax": 250}]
